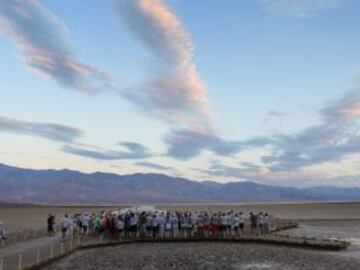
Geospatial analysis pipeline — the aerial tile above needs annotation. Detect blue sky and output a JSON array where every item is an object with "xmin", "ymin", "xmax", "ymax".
[{"xmin": 1, "ymin": 0, "xmax": 360, "ymax": 187}]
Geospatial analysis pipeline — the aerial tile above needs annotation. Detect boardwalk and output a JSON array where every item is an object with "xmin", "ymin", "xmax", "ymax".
[{"xmin": 0, "ymin": 220, "xmax": 352, "ymax": 270}]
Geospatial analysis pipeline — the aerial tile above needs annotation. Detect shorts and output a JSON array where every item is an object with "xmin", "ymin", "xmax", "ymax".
[
  {"xmin": 212, "ymin": 224, "xmax": 220, "ymax": 232},
  {"xmin": 239, "ymin": 223, "xmax": 244, "ymax": 229}
]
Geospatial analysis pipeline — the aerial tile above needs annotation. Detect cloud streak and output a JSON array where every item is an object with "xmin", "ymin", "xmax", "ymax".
[
  {"xmin": 261, "ymin": 0, "xmax": 346, "ymax": 17},
  {"xmin": 0, "ymin": 115, "xmax": 83, "ymax": 142},
  {"xmin": 135, "ymin": 161, "xmax": 174, "ymax": 171},
  {"xmin": 116, "ymin": 0, "xmax": 211, "ymax": 130},
  {"xmin": 0, "ymin": 0, "xmax": 111, "ymax": 93},
  {"xmin": 63, "ymin": 141, "xmax": 152, "ymax": 160}
]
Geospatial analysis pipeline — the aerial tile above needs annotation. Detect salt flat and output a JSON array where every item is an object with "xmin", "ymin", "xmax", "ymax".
[{"xmin": 1, "ymin": 202, "xmax": 360, "ymax": 233}]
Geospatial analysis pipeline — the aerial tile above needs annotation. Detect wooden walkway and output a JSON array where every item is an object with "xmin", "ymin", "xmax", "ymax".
[
  {"xmin": 20, "ymin": 235, "xmax": 350, "ymax": 270},
  {"xmin": 0, "ymin": 219, "xmax": 351, "ymax": 270}
]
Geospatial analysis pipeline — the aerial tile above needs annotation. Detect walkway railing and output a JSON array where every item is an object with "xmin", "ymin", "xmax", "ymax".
[
  {"xmin": 0, "ymin": 219, "xmax": 351, "ymax": 270},
  {"xmin": 1, "ymin": 226, "xmax": 60, "ymax": 249}
]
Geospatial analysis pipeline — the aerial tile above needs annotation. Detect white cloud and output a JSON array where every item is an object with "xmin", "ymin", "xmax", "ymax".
[
  {"xmin": 261, "ymin": 0, "xmax": 346, "ymax": 17},
  {"xmin": 0, "ymin": 0, "xmax": 112, "ymax": 93},
  {"xmin": 115, "ymin": 0, "xmax": 212, "ymax": 130}
]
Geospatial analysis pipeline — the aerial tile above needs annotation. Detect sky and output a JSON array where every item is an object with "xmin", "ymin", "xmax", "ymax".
[{"xmin": 1, "ymin": 0, "xmax": 360, "ymax": 187}]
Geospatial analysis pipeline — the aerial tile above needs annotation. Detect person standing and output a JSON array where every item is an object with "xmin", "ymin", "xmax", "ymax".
[
  {"xmin": 0, "ymin": 222, "xmax": 6, "ymax": 242},
  {"xmin": 60, "ymin": 214, "xmax": 70, "ymax": 240},
  {"xmin": 239, "ymin": 212, "xmax": 245, "ymax": 235},
  {"xmin": 258, "ymin": 212, "xmax": 264, "ymax": 235},
  {"xmin": 152, "ymin": 214, "xmax": 159, "ymax": 238},
  {"xmin": 159, "ymin": 213, "xmax": 165, "ymax": 238},
  {"xmin": 47, "ymin": 214, "xmax": 55, "ymax": 236},
  {"xmin": 264, "ymin": 213, "xmax": 270, "ymax": 234},
  {"xmin": 250, "ymin": 212, "xmax": 258, "ymax": 235},
  {"xmin": 170, "ymin": 213, "xmax": 179, "ymax": 237}
]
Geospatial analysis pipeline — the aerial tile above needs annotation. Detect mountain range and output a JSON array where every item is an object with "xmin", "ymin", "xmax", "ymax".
[{"xmin": 0, "ymin": 163, "xmax": 360, "ymax": 204}]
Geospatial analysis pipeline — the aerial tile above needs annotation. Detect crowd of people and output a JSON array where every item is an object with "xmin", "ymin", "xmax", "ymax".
[{"xmin": 52, "ymin": 208, "xmax": 272, "ymax": 240}]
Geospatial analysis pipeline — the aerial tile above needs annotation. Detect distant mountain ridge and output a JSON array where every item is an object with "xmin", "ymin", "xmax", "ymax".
[{"xmin": 0, "ymin": 163, "xmax": 360, "ymax": 204}]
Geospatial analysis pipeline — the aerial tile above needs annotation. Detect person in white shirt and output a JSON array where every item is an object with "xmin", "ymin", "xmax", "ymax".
[
  {"xmin": 170, "ymin": 213, "xmax": 179, "ymax": 237},
  {"xmin": 130, "ymin": 213, "xmax": 138, "ymax": 238},
  {"xmin": 60, "ymin": 214, "xmax": 71, "ymax": 239},
  {"xmin": 220, "ymin": 214, "xmax": 228, "ymax": 237},
  {"xmin": 152, "ymin": 214, "xmax": 159, "ymax": 237},
  {"xmin": 191, "ymin": 212, "xmax": 198, "ymax": 237},
  {"xmin": 264, "ymin": 213, "xmax": 270, "ymax": 233},
  {"xmin": 116, "ymin": 217, "xmax": 124, "ymax": 238},
  {"xmin": 165, "ymin": 216, "xmax": 172, "ymax": 238},
  {"xmin": 82, "ymin": 214, "xmax": 91, "ymax": 234},
  {"xmin": 258, "ymin": 212, "xmax": 264, "ymax": 235},
  {"xmin": 233, "ymin": 214, "xmax": 240, "ymax": 236},
  {"xmin": 159, "ymin": 213, "xmax": 165, "ymax": 238}
]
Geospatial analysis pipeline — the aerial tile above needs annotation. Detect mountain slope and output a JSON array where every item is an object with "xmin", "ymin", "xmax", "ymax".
[{"xmin": 0, "ymin": 163, "xmax": 360, "ymax": 204}]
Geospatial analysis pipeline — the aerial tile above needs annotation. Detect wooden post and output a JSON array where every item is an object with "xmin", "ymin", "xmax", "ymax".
[
  {"xmin": 50, "ymin": 245, "xmax": 54, "ymax": 258},
  {"xmin": 36, "ymin": 249, "xmax": 40, "ymax": 264},
  {"xmin": 0, "ymin": 258, "xmax": 3, "ymax": 270},
  {"xmin": 18, "ymin": 253, "xmax": 23, "ymax": 270}
]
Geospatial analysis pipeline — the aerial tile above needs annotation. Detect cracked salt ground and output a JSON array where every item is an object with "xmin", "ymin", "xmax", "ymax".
[
  {"xmin": 42, "ymin": 242, "xmax": 360, "ymax": 270},
  {"xmin": 241, "ymin": 263, "xmax": 282, "ymax": 270}
]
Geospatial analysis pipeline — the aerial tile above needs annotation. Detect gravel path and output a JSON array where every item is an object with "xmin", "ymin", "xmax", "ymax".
[{"xmin": 42, "ymin": 242, "xmax": 360, "ymax": 270}]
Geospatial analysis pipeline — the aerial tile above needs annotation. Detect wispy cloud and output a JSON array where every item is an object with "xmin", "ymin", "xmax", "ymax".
[
  {"xmin": 261, "ymin": 123, "xmax": 360, "ymax": 171},
  {"xmin": 164, "ymin": 129, "xmax": 244, "ymax": 160},
  {"xmin": 163, "ymin": 88, "xmax": 360, "ymax": 170},
  {"xmin": 321, "ymin": 88, "xmax": 360, "ymax": 121},
  {"xmin": 200, "ymin": 161, "xmax": 359, "ymax": 187},
  {"xmin": 63, "ymin": 141, "xmax": 152, "ymax": 160},
  {"xmin": 0, "ymin": 0, "xmax": 112, "ymax": 93},
  {"xmin": 116, "ymin": 0, "xmax": 211, "ymax": 130},
  {"xmin": 261, "ymin": 0, "xmax": 346, "ymax": 17},
  {"xmin": 0, "ymin": 115, "xmax": 83, "ymax": 142},
  {"xmin": 135, "ymin": 161, "xmax": 174, "ymax": 171},
  {"xmin": 267, "ymin": 110, "xmax": 287, "ymax": 117}
]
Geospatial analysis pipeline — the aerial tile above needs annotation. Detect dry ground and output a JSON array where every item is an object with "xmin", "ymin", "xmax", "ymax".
[
  {"xmin": 42, "ymin": 242, "xmax": 360, "ymax": 270},
  {"xmin": 157, "ymin": 202, "xmax": 360, "ymax": 220},
  {"xmin": 0, "ymin": 203, "xmax": 128, "ymax": 233}
]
